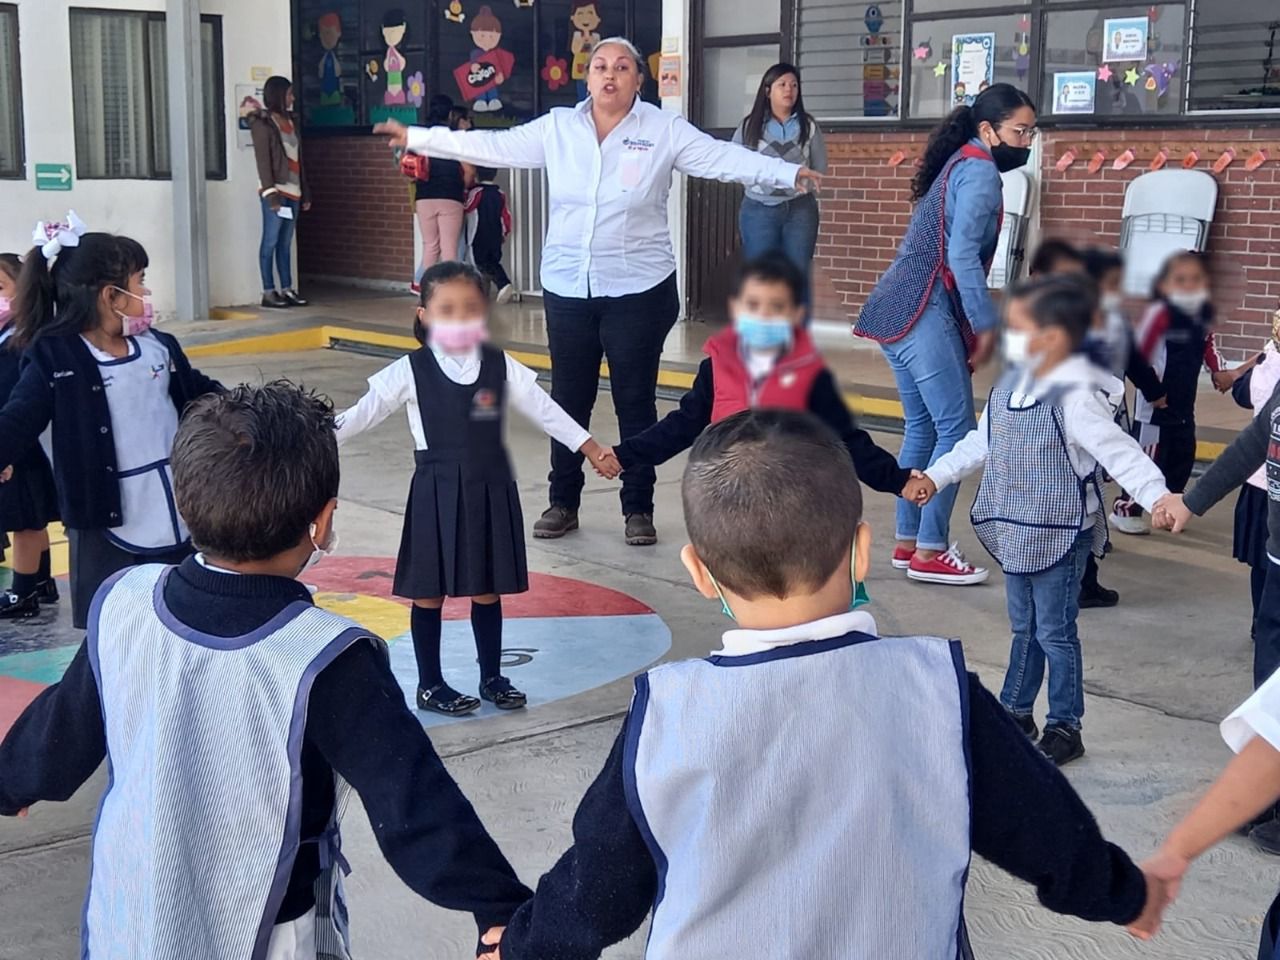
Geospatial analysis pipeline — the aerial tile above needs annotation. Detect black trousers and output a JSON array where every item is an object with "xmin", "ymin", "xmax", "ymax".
[
  {"xmin": 473, "ymin": 238, "xmax": 511, "ymax": 290},
  {"xmin": 68, "ymin": 527, "xmax": 192, "ymax": 630},
  {"xmin": 1253, "ymin": 561, "xmax": 1280, "ymax": 689},
  {"xmin": 1154, "ymin": 421, "xmax": 1198, "ymax": 495},
  {"xmin": 543, "ymin": 274, "xmax": 680, "ymax": 516}
]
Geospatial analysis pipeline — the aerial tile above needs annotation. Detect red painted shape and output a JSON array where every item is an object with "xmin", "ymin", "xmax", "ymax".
[
  {"xmin": 0, "ymin": 675, "xmax": 46, "ymax": 739},
  {"xmin": 306, "ymin": 557, "xmax": 654, "ymax": 620}
]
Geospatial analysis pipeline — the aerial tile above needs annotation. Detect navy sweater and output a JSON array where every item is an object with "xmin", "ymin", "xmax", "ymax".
[
  {"xmin": 0, "ymin": 557, "xmax": 531, "ymax": 931},
  {"xmin": 613, "ymin": 358, "xmax": 912, "ymax": 495},
  {"xmin": 0, "ymin": 331, "xmax": 221, "ymax": 530},
  {"xmin": 499, "ymin": 670, "xmax": 1147, "ymax": 959}
]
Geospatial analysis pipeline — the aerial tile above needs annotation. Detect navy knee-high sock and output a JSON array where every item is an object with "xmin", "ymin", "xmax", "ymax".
[
  {"xmin": 471, "ymin": 599, "xmax": 503, "ymax": 680},
  {"xmin": 37, "ymin": 549, "xmax": 50, "ymax": 583},
  {"xmin": 411, "ymin": 605, "xmax": 445, "ymax": 691}
]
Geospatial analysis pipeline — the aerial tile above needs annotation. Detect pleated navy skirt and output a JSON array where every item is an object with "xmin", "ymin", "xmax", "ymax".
[
  {"xmin": 393, "ymin": 451, "xmax": 529, "ymax": 600},
  {"xmin": 0, "ymin": 447, "xmax": 58, "ymax": 532},
  {"xmin": 1234, "ymin": 483, "xmax": 1269, "ymax": 568}
]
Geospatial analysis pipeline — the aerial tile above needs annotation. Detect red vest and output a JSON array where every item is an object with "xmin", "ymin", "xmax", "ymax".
[{"xmin": 704, "ymin": 327, "xmax": 825, "ymax": 423}]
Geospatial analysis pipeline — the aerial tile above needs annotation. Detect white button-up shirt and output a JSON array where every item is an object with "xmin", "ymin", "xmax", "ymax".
[{"xmin": 405, "ymin": 98, "xmax": 803, "ymax": 299}]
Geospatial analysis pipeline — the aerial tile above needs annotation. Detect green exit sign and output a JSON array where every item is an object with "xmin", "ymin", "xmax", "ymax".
[{"xmin": 35, "ymin": 163, "xmax": 73, "ymax": 191}]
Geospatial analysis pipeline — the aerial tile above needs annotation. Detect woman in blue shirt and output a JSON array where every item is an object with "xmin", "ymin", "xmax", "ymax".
[
  {"xmin": 732, "ymin": 63, "xmax": 828, "ymax": 277},
  {"xmin": 855, "ymin": 83, "xmax": 1036, "ymax": 586}
]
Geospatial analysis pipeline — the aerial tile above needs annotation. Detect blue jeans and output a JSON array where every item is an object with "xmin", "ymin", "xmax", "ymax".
[
  {"xmin": 259, "ymin": 196, "xmax": 298, "ymax": 291},
  {"xmin": 739, "ymin": 194, "xmax": 819, "ymax": 278},
  {"xmin": 880, "ymin": 293, "xmax": 977, "ymax": 551},
  {"xmin": 1000, "ymin": 530, "xmax": 1093, "ymax": 731}
]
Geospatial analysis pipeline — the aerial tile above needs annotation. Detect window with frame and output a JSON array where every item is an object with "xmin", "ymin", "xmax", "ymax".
[
  {"xmin": 793, "ymin": 0, "xmax": 1279, "ymax": 125},
  {"xmin": 69, "ymin": 9, "xmax": 226, "ymax": 180},
  {"xmin": 0, "ymin": 4, "xmax": 23, "ymax": 178}
]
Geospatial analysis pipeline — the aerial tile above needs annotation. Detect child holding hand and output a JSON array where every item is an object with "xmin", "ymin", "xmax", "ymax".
[
  {"xmin": 336, "ymin": 261, "xmax": 616, "ymax": 716},
  {"xmin": 906, "ymin": 276, "xmax": 1170, "ymax": 765}
]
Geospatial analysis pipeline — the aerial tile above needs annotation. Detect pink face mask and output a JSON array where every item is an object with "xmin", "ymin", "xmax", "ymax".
[
  {"xmin": 429, "ymin": 318, "xmax": 488, "ymax": 354},
  {"xmin": 0, "ymin": 297, "xmax": 10, "ymax": 327},
  {"xmin": 112, "ymin": 287, "xmax": 154, "ymax": 337}
]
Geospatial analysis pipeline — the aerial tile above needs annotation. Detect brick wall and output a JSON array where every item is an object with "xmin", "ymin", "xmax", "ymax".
[
  {"xmin": 298, "ymin": 135, "xmax": 416, "ymax": 285},
  {"xmin": 818, "ymin": 126, "xmax": 1280, "ymax": 360}
]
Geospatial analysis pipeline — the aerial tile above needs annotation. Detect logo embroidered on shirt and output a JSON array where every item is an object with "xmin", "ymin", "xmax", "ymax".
[
  {"xmin": 622, "ymin": 137, "xmax": 654, "ymax": 152},
  {"xmin": 150, "ymin": 363, "xmax": 166, "ymax": 379},
  {"xmin": 52, "ymin": 370, "xmax": 74, "ymax": 379},
  {"xmin": 471, "ymin": 388, "xmax": 501, "ymax": 421}
]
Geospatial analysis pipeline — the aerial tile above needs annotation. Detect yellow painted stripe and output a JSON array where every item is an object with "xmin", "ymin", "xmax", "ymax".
[
  {"xmin": 207, "ymin": 308, "xmax": 259, "ymax": 321},
  {"xmin": 184, "ymin": 324, "xmax": 1230, "ymax": 462}
]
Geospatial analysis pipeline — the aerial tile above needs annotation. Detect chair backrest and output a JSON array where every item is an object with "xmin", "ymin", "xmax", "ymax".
[
  {"xmin": 988, "ymin": 169, "xmax": 1032, "ymax": 290},
  {"xmin": 1119, "ymin": 170, "xmax": 1218, "ymax": 296}
]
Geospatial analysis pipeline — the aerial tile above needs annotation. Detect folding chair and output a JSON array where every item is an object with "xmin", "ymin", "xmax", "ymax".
[
  {"xmin": 1118, "ymin": 170, "xmax": 1218, "ymax": 297},
  {"xmin": 988, "ymin": 168, "xmax": 1032, "ymax": 290}
]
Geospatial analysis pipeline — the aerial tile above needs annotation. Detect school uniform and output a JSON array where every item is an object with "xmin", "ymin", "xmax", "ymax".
[
  {"xmin": 1230, "ymin": 350, "xmax": 1278, "ymax": 633},
  {"xmin": 927, "ymin": 356, "xmax": 1168, "ymax": 730},
  {"xmin": 465, "ymin": 182, "xmax": 513, "ymax": 291},
  {"xmin": 0, "ymin": 329, "xmax": 57, "ymax": 534},
  {"xmin": 496, "ymin": 609, "xmax": 1147, "ymax": 959},
  {"xmin": 336, "ymin": 344, "xmax": 588, "ymax": 599},
  {"xmin": 0, "ymin": 329, "xmax": 220, "ymax": 627},
  {"xmin": 0, "ymin": 555, "xmax": 532, "ymax": 959},
  {"xmin": 613, "ymin": 327, "xmax": 911, "ymax": 495}
]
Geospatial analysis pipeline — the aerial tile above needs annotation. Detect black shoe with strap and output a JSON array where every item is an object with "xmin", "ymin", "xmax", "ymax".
[
  {"xmin": 624, "ymin": 513, "xmax": 657, "ymax": 546},
  {"xmin": 533, "ymin": 506, "xmax": 578, "ymax": 539},
  {"xmin": 416, "ymin": 683, "xmax": 481, "ymax": 716},
  {"xmin": 479, "ymin": 675, "xmax": 527, "ymax": 710},
  {"xmin": 0, "ymin": 590, "xmax": 39, "ymax": 620},
  {"xmin": 37, "ymin": 579, "xmax": 59, "ymax": 604},
  {"xmin": 1038, "ymin": 725, "xmax": 1085, "ymax": 766}
]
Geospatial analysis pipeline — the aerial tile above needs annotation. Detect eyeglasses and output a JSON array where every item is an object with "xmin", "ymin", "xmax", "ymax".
[{"xmin": 1001, "ymin": 124, "xmax": 1040, "ymax": 145}]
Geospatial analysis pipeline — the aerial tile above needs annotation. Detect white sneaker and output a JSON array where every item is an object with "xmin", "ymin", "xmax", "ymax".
[
  {"xmin": 906, "ymin": 544, "xmax": 990, "ymax": 586},
  {"xmin": 495, "ymin": 283, "xmax": 515, "ymax": 305},
  {"xmin": 1108, "ymin": 506, "xmax": 1150, "ymax": 536}
]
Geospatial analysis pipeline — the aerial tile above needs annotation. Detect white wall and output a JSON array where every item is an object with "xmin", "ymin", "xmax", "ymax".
[{"xmin": 0, "ymin": 0, "xmax": 292, "ymax": 317}]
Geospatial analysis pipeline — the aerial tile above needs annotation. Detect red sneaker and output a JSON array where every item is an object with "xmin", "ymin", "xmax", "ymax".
[
  {"xmin": 891, "ymin": 546, "xmax": 914, "ymax": 570},
  {"xmin": 907, "ymin": 544, "xmax": 989, "ymax": 586},
  {"xmin": 409, "ymin": 281, "xmax": 421, "ymax": 297}
]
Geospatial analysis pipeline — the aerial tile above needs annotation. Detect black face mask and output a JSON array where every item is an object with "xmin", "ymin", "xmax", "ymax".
[{"xmin": 991, "ymin": 142, "xmax": 1031, "ymax": 172}]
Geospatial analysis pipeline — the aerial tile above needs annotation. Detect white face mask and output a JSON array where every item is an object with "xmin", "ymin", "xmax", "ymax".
[
  {"xmin": 1003, "ymin": 329, "xmax": 1031, "ymax": 365},
  {"xmin": 1168, "ymin": 290, "xmax": 1209, "ymax": 315},
  {"xmin": 300, "ymin": 522, "xmax": 339, "ymax": 575},
  {"xmin": 1101, "ymin": 292, "xmax": 1124, "ymax": 313}
]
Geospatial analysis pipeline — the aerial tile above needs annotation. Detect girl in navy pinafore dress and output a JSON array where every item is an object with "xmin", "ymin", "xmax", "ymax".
[{"xmin": 336, "ymin": 262, "xmax": 613, "ymax": 716}]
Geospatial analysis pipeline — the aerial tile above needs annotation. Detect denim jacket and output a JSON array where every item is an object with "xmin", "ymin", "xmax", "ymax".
[{"xmin": 941, "ymin": 139, "xmax": 1003, "ymax": 334}]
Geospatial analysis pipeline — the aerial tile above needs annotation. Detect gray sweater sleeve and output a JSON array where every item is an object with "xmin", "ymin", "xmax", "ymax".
[
  {"xmin": 1184, "ymin": 389, "xmax": 1278, "ymax": 515},
  {"xmin": 808, "ymin": 123, "xmax": 828, "ymax": 173}
]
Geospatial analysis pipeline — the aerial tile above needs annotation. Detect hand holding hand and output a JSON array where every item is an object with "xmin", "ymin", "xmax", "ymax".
[
  {"xmin": 971, "ymin": 329, "xmax": 998, "ymax": 369},
  {"xmin": 374, "ymin": 119, "xmax": 410, "ymax": 149},
  {"xmin": 302, "ymin": 201, "xmax": 312, "ymax": 213},
  {"xmin": 902, "ymin": 469, "xmax": 937, "ymax": 505},
  {"xmin": 1211, "ymin": 369, "xmax": 1235, "ymax": 393},
  {"xmin": 581, "ymin": 440, "xmax": 622, "ymax": 480},
  {"xmin": 1128, "ymin": 848, "xmax": 1189, "ymax": 940},
  {"xmin": 1152, "ymin": 493, "xmax": 1192, "ymax": 533},
  {"xmin": 1152, "ymin": 395, "xmax": 1169, "ymax": 409}
]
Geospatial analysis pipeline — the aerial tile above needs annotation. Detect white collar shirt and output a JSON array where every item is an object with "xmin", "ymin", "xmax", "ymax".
[
  {"xmin": 406, "ymin": 98, "xmax": 802, "ymax": 299},
  {"xmin": 714, "ymin": 610, "xmax": 879, "ymax": 658}
]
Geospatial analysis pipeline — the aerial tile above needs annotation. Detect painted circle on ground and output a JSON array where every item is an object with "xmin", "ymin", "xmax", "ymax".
[{"xmin": 307, "ymin": 556, "xmax": 673, "ymax": 728}]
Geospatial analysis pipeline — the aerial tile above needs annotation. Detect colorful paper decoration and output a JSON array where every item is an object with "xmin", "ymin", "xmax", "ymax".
[
  {"xmin": 1247, "ymin": 149, "xmax": 1269, "ymax": 172},
  {"xmin": 1014, "ymin": 18, "xmax": 1031, "ymax": 80},
  {"xmin": 457, "ymin": 6, "xmax": 514, "ymax": 112},
  {"xmin": 1182, "ymin": 149, "xmax": 1199, "ymax": 169},
  {"xmin": 658, "ymin": 55, "xmax": 681, "ymax": 98},
  {"xmin": 933, "ymin": 60, "xmax": 948, "ymax": 77},
  {"xmin": 445, "ymin": 1, "xmax": 466, "ymax": 23},
  {"xmin": 317, "ymin": 13, "xmax": 344, "ymax": 107},
  {"xmin": 406, "ymin": 71, "xmax": 425, "ymax": 107},
  {"xmin": 541, "ymin": 54, "xmax": 569, "ymax": 91},
  {"xmin": 1087, "ymin": 150, "xmax": 1107, "ymax": 174},
  {"xmin": 1055, "ymin": 149, "xmax": 1077, "ymax": 172},
  {"xmin": 1113, "ymin": 149, "xmax": 1136, "ymax": 171},
  {"xmin": 365, "ymin": 59, "xmax": 380, "ymax": 82},
  {"xmin": 913, "ymin": 43, "xmax": 931, "ymax": 61},
  {"xmin": 1149, "ymin": 149, "xmax": 1168, "ymax": 171},
  {"xmin": 887, "ymin": 150, "xmax": 906, "ymax": 167},
  {"xmin": 1143, "ymin": 62, "xmax": 1177, "ymax": 96},
  {"xmin": 1213, "ymin": 148, "xmax": 1236, "ymax": 174},
  {"xmin": 1123, "ymin": 67, "xmax": 1140, "ymax": 86},
  {"xmin": 381, "ymin": 10, "xmax": 408, "ymax": 106},
  {"xmin": 1097, "ymin": 65, "xmax": 1113, "ymax": 82}
]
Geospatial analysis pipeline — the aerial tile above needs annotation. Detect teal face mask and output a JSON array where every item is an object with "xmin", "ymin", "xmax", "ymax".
[
  {"xmin": 734, "ymin": 314, "xmax": 793, "ymax": 352},
  {"xmin": 707, "ymin": 575, "xmax": 870, "ymax": 622}
]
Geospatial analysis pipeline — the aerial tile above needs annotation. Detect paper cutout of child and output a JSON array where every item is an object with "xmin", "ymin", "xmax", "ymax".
[
  {"xmin": 569, "ymin": 2, "xmax": 602, "ymax": 101},
  {"xmin": 383, "ymin": 9, "xmax": 408, "ymax": 106},
  {"xmin": 318, "ymin": 13, "xmax": 343, "ymax": 106}
]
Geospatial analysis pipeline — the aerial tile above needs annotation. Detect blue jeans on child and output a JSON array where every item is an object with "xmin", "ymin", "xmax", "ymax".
[
  {"xmin": 880, "ymin": 292, "xmax": 977, "ymax": 551},
  {"xmin": 738, "ymin": 194, "xmax": 820, "ymax": 276},
  {"xmin": 1000, "ymin": 530, "xmax": 1093, "ymax": 730},
  {"xmin": 259, "ymin": 196, "xmax": 298, "ymax": 291}
]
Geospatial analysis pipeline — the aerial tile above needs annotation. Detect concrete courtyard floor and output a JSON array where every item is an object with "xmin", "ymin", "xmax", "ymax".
[{"xmin": 0, "ymin": 345, "xmax": 1273, "ymax": 959}]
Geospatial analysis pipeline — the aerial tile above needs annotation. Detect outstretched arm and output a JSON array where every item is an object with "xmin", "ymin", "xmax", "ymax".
[
  {"xmin": 379, "ymin": 116, "xmax": 551, "ymax": 170},
  {"xmin": 670, "ymin": 115, "xmax": 816, "ymax": 191},
  {"xmin": 334, "ymin": 357, "xmax": 415, "ymax": 447}
]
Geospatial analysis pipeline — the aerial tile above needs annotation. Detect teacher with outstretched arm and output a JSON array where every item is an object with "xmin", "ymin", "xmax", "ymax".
[{"xmin": 376, "ymin": 37, "xmax": 821, "ymax": 547}]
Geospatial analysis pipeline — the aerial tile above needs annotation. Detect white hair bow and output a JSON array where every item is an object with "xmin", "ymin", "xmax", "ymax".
[{"xmin": 32, "ymin": 210, "xmax": 88, "ymax": 260}]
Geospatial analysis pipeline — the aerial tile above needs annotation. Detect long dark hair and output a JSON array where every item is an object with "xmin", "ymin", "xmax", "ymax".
[
  {"xmin": 1152, "ymin": 249, "xmax": 1210, "ymax": 300},
  {"xmin": 0, "ymin": 254, "xmax": 20, "ymax": 285},
  {"xmin": 412, "ymin": 261, "xmax": 489, "ymax": 344},
  {"xmin": 263, "ymin": 75, "xmax": 292, "ymax": 115},
  {"xmin": 11, "ymin": 233, "xmax": 149, "ymax": 349},
  {"xmin": 912, "ymin": 83, "xmax": 1035, "ymax": 201},
  {"xmin": 426, "ymin": 94, "xmax": 455, "ymax": 128},
  {"xmin": 742, "ymin": 63, "xmax": 813, "ymax": 149}
]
